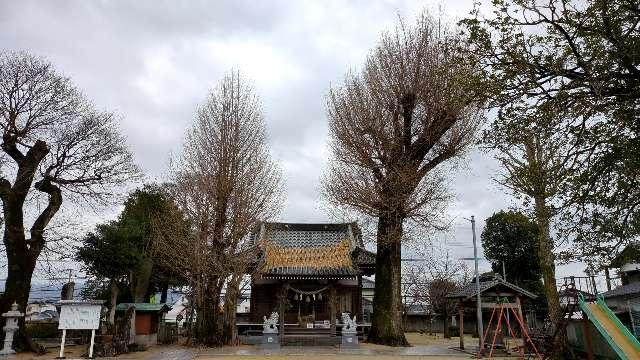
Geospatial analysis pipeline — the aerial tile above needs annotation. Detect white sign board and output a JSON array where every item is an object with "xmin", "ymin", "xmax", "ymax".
[{"xmin": 58, "ymin": 302, "xmax": 102, "ymax": 330}]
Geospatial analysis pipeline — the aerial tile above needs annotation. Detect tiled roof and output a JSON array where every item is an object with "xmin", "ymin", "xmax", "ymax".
[
  {"xmin": 267, "ymin": 230, "xmax": 346, "ymax": 248},
  {"xmin": 260, "ymin": 266, "xmax": 360, "ymax": 277},
  {"xmin": 405, "ymin": 304, "xmax": 431, "ymax": 316},
  {"xmin": 250, "ymin": 222, "xmax": 362, "ymax": 247},
  {"xmin": 446, "ymin": 277, "xmax": 537, "ymax": 300},
  {"xmin": 362, "ymin": 277, "xmax": 375, "ymax": 289},
  {"xmin": 253, "ymin": 222, "xmax": 372, "ymax": 278},
  {"xmin": 601, "ymin": 282, "xmax": 640, "ymax": 299},
  {"xmin": 352, "ymin": 247, "xmax": 376, "ymax": 268},
  {"xmin": 115, "ymin": 303, "xmax": 171, "ymax": 312},
  {"xmin": 262, "ymin": 238, "xmax": 355, "ymax": 276}
]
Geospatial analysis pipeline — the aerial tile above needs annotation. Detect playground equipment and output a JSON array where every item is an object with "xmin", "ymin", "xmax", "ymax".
[
  {"xmin": 578, "ymin": 294, "xmax": 640, "ymax": 359},
  {"xmin": 477, "ymin": 298, "xmax": 542, "ymax": 359}
]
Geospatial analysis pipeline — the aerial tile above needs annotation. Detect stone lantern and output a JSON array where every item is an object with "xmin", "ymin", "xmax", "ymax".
[{"xmin": 1, "ymin": 302, "xmax": 24, "ymax": 355}]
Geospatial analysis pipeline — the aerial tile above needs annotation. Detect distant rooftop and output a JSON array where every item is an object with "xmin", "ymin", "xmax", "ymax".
[
  {"xmin": 601, "ymin": 282, "xmax": 640, "ymax": 299},
  {"xmin": 115, "ymin": 303, "xmax": 171, "ymax": 313},
  {"xmin": 362, "ymin": 277, "xmax": 375, "ymax": 290},
  {"xmin": 446, "ymin": 276, "xmax": 537, "ymax": 300}
]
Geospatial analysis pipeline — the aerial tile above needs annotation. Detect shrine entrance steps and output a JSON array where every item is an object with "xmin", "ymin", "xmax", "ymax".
[{"xmin": 283, "ymin": 327, "xmax": 339, "ymax": 346}]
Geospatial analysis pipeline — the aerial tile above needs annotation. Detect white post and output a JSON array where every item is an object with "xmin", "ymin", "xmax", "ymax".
[
  {"xmin": 59, "ymin": 329, "xmax": 67, "ymax": 358},
  {"xmin": 89, "ymin": 329, "xmax": 96, "ymax": 358}
]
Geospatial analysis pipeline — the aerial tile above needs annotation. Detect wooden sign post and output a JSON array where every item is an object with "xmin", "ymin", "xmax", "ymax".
[{"xmin": 57, "ymin": 300, "xmax": 104, "ymax": 359}]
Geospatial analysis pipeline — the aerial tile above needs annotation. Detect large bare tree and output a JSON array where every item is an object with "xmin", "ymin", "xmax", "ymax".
[
  {"xmin": 0, "ymin": 51, "xmax": 137, "ymax": 338},
  {"xmin": 153, "ymin": 71, "xmax": 283, "ymax": 346},
  {"xmin": 322, "ymin": 14, "xmax": 484, "ymax": 345}
]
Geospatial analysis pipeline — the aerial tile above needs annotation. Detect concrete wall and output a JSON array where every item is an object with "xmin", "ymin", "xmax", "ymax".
[{"xmin": 404, "ymin": 316, "xmax": 444, "ymax": 333}]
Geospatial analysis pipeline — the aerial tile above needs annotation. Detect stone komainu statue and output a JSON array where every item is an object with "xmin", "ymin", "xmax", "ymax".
[
  {"xmin": 341, "ymin": 313, "xmax": 357, "ymax": 334},
  {"xmin": 262, "ymin": 312, "xmax": 279, "ymax": 333}
]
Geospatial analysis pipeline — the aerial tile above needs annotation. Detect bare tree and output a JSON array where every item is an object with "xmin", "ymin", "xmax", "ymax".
[
  {"xmin": 322, "ymin": 14, "xmax": 484, "ymax": 345},
  {"xmin": 403, "ymin": 245, "xmax": 471, "ymax": 338},
  {"xmin": 0, "ymin": 51, "xmax": 137, "ymax": 341},
  {"xmin": 153, "ymin": 71, "xmax": 283, "ymax": 346}
]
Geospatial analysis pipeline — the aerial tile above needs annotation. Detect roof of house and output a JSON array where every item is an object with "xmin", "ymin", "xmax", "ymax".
[
  {"xmin": 404, "ymin": 304, "xmax": 432, "ymax": 316},
  {"xmin": 362, "ymin": 277, "xmax": 375, "ymax": 290},
  {"xmin": 601, "ymin": 282, "xmax": 640, "ymax": 299},
  {"xmin": 115, "ymin": 303, "xmax": 171, "ymax": 313},
  {"xmin": 446, "ymin": 276, "xmax": 538, "ymax": 301},
  {"xmin": 252, "ymin": 222, "xmax": 375, "ymax": 279}
]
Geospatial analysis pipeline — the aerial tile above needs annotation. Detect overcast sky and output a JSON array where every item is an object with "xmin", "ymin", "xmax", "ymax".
[{"xmin": 0, "ymin": 0, "xmax": 592, "ymax": 289}]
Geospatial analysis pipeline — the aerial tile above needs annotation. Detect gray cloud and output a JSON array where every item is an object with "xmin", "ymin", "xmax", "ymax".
[{"xmin": 0, "ymin": 0, "xmax": 587, "ymax": 281}]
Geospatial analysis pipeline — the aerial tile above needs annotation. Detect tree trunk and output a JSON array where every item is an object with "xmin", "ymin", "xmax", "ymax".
[
  {"xmin": 443, "ymin": 304, "xmax": 450, "ymax": 339},
  {"xmin": 1, "ymin": 253, "xmax": 35, "ymax": 351},
  {"xmin": 221, "ymin": 276, "xmax": 241, "ymax": 345},
  {"xmin": 160, "ymin": 281, "xmax": 169, "ymax": 304},
  {"xmin": 130, "ymin": 257, "xmax": 153, "ymax": 303},
  {"xmin": 0, "ymin": 139, "xmax": 57, "ymax": 353},
  {"xmin": 194, "ymin": 278, "xmax": 222, "ymax": 346},
  {"xmin": 195, "ymin": 296, "xmax": 221, "ymax": 346},
  {"xmin": 368, "ymin": 209, "xmax": 409, "ymax": 346},
  {"xmin": 109, "ymin": 280, "xmax": 119, "ymax": 325},
  {"xmin": 0, "ymin": 189, "xmax": 35, "ymax": 322},
  {"xmin": 533, "ymin": 196, "xmax": 567, "ymax": 357}
]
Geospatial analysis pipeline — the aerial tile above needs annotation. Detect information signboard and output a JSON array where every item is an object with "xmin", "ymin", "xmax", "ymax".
[
  {"xmin": 59, "ymin": 302, "xmax": 102, "ymax": 330},
  {"xmin": 57, "ymin": 300, "xmax": 104, "ymax": 358}
]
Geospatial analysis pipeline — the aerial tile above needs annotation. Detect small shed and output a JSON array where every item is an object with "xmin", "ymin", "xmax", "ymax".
[
  {"xmin": 115, "ymin": 303, "xmax": 171, "ymax": 346},
  {"xmin": 446, "ymin": 275, "xmax": 538, "ymax": 350}
]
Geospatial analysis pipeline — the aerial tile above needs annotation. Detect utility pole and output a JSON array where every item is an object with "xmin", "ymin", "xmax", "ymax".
[
  {"xmin": 502, "ymin": 262, "xmax": 506, "ymax": 282},
  {"xmin": 471, "ymin": 216, "xmax": 483, "ymax": 357}
]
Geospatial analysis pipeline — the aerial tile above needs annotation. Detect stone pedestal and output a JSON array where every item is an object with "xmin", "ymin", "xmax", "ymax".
[
  {"xmin": 341, "ymin": 334, "xmax": 359, "ymax": 349},
  {"xmin": 261, "ymin": 333, "xmax": 280, "ymax": 350},
  {"xmin": 0, "ymin": 303, "xmax": 24, "ymax": 356}
]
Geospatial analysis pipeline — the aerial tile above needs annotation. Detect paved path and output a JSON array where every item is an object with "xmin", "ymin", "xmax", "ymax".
[
  {"xmin": 199, "ymin": 344, "xmax": 466, "ymax": 357},
  {"xmin": 12, "ymin": 343, "xmax": 473, "ymax": 359}
]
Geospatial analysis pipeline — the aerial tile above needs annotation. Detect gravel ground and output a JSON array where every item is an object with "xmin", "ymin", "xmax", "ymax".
[{"xmin": 11, "ymin": 333, "xmax": 522, "ymax": 359}]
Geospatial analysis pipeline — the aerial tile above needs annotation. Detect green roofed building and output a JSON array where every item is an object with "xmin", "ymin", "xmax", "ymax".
[{"xmin": 115, "ymin": 302, "xmax": 171, "ymax": 346}]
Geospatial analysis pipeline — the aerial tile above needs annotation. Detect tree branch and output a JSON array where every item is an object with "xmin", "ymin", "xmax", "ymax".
[{"xmin": 29, "ymin": 178, "xmax": 62, "ymax": 260}]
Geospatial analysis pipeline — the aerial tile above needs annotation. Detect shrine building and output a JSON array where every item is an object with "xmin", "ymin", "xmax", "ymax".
[{"xmin": 248, "ymin": 222, "xmax": 375, "ymax": 335}]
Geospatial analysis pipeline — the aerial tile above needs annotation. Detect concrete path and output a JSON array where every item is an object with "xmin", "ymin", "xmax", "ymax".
[
  {"xmin": 12, "ymin": 343, "xmax": 474, "ymax": 359},
  {"xmin": 198, "ymin": 344, "xmax": 466, "ymax": 357}
]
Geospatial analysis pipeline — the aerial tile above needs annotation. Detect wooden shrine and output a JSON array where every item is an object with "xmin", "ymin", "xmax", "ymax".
[{"xmin": 248, "ymin": 222, "xmax": 375, "ymax": 341}]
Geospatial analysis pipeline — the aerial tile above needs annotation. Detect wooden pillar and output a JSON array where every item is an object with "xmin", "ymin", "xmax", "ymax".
[
  {"xmin": 357, "ymin": 276, "xmax": 363, "ymax": 322},
  {"xmin": 279, "ymin": 282, "xmax": 286, "ymax": 344},
  {"xmin": 459, "ymin": 300, "xmax": 465, "ymax": 350},
  {"xmin": 515, "ymin": 296, "xmax": 525, "ymax": 347},
  {"xmin": 249, "ymin": 278, "xmax": 256, "ymax": 322},
  {"xmin": 330, "ymin": 283, "xmax": 337, "ymax": 336}
]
